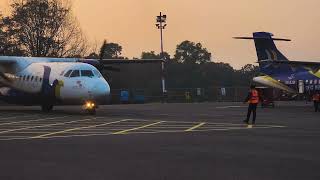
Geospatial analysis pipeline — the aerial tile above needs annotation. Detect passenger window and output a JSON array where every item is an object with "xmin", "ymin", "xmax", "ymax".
[
  {"xmin": 81, "ymin": 70, "xmax": 94, "ymax": 77},
  {"xmin": 26, "ymin": 75, "xmax": 30, "ymax": 81},
  {"xmin": 35, "ymin": 76, "xmax": 38, "ymax": 82},
  {"xmin": 93, "ymin": 70, "xmax": 102, "ymax": 78},
  {"xmin": 70, "ymin": 70, "xmax": 80, "ymax": 77},
  {"xmin": 64, "ymin": 70, "xmax": 72, "ymax": 77},
  {"xmin": 23, "ymin": 75, "xmax": 26, "ymax": 81},
  {"xmin": 31, "ymin": 76, "xmax": 34, "ymax": 81},
  {"xmin": 39, "ymin": 78, "xmax": 42, "ymax": 82}
]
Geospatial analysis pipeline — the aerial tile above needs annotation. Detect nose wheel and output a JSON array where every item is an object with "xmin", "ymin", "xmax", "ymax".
[
  {"xmin": 41, "ymin": 104, "xmax": 53, "ymax": 112},
  {"xmin": 87, "ymin": 108, "xmax": 96, "ymax": 115},
  {"xmin": 84, "ymin": 101, "xmax": 97, "ymax": 115}
]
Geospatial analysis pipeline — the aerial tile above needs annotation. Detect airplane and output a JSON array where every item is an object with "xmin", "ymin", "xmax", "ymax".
[
  {"xmin": 0, "ymin": 56, "xmax": 163, "ymax": 114},
  {"xmin": 235, "ymin": 32, "xmax": 320, "ymax": 94}
]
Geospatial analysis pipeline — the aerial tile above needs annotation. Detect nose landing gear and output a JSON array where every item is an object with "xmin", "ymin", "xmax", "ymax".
[
  {"xmin": 41, "ymin": 104, "xmax": 53, "ymax": 112},
  {"xmin": 84, "ymin": 101, "xmax": 97, "ymax": 115}
]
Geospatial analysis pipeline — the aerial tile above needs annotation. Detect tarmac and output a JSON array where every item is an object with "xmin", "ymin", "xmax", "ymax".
[{"xmin": 0, "ymin": 101, "xmax": 319, "ymax": 180}]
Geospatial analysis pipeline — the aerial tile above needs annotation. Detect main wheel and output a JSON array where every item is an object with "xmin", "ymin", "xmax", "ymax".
[{"xmin": 41, "ymin": 104, "xmax": 53, "ymax": 112}]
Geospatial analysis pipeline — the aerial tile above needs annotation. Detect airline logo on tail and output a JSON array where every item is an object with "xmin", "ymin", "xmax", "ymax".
[{"xmin": 265, "ymin": 49, "xmax": 278, "ymax": 60}]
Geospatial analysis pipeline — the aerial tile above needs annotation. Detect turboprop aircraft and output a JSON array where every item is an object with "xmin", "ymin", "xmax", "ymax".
[
  {"xmin": 235, "ymin": 32, "xmax": 320, "ymax": 94},
  {"xmin": 0, "ymin": 56, "xmax": 162, "ymax": 114}
]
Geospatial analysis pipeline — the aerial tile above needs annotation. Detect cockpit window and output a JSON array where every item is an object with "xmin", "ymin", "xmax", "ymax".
[
  {"xmin": 64, "ymin": 70, "xmax": 72, "ymax": 77},
  {"xmin": 70, "ymin": 70, "xmax": 80, "ymax": 77},
  {"xmin": 81, "ymin": 70, "xmax": 94, "ymax": 77},
  {"xmin": 93, "ymin": 70, "xmax": 102, "ymax": 78}
]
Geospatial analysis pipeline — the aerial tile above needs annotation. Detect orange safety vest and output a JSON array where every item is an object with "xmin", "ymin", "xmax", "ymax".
[
  {"xmin": 249, "ymin": 90, "xmax": 259, "ymax": 104},
  {"xmin": 312, "ymin": 94, "xmax": 320, "ymax": 101}
]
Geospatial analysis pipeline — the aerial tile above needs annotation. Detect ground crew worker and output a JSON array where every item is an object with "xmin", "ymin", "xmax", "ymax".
[
  {"xmin": 312, "ymin": 91, "xmax": 320, "ymax": 112},
  {"xmin": 243, "ymin": 84, "xmax": 260, "ymax": 125}
]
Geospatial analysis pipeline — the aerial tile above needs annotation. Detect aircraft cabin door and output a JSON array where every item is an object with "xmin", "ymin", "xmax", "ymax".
[{"xmin": 298, "ymin": 80, "xmax": 304, "ymax": 94}]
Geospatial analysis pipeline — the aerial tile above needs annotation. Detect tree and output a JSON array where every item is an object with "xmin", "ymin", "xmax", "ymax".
[
  {"xmin": 141, "ymin": 51, "xmax": 170, "ymax": 60},
  {"xmin": 240, "ymin": 64, "xmax": 259, "ymax": 74},
  {"xmin": 236, "ymin": 64, "xmax": 259, "ymax": 85},
  {"xmin": 99, "ymin": 40, "xmax": 123, "ymax": 59},
  {"xmin": 86, "ymin": 52, "xmax": 99, "ymax": 59},
  {"xmin": 160, "ymin": 52, "xmax": 170, "ymax": 60},
  {"xmin": 174, "ymin": 40, "xmax": 211, "ymax": 64},
  {"xmin": 1, "ymin": 0, "xmax": 87, "ymax": 57},
  {"xmin": 0, "ymin": 13, "xmax": 23, "ymax": 56},
  {"xmin": 141, "ymin": 51, "xmax": 159, "ymax": 59}
]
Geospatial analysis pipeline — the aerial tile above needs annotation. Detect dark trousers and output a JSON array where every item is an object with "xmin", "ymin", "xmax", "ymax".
[
  {"xmin": 246, "ymin": 103, "xmax": 257, "ymax": 123},
  {"xmin": 314, "ymin": 101, "xmax": 319, "ymax": 112}
]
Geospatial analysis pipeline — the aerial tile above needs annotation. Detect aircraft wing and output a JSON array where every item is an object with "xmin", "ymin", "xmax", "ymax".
[
  {"xmin": 260, "ymin": 60, "xmax": 320, "ymax": 66},
  {"xmin": 260, "ymin": 60, "xmax": 320, "ymax": 72}
]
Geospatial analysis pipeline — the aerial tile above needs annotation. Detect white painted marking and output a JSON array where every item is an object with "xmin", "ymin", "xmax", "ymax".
[
  {"xmin": 0, "ymin": 117, "xmax": 95, "ymax": 134},
  {"xmin": 185, "ymin": 123, "xmax": 206, "ymax": 131},
  {"xmin": 34, "ymin": 119, "xmax": 131, "ymax": 138},
  {"xmin": 113, "ymin": 121, "xmax": 165, "ymax": 134},
  {"xmin": 0, "ymin": 124, "xmax": 287, "ymax": 141},
  {"xmin": 0, "ymin": 115, "xmax": 37, "ymax": 120},
  {"xmin": 0, "ymin": 116, "xmax": 68, "ymax": 126},
  {"xmin": 216, "ymin": 106, "xmax": 246, "ymax": 109}
]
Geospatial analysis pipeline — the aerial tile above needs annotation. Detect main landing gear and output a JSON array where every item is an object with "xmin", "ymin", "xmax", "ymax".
[{"xmin": 84, "ymin": 101, "xmax": 97, "ymax": 115}]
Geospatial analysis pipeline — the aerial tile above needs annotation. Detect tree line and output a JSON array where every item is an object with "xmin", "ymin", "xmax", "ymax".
[{"xmin": 0, "ymin": 0, "xmax": 258, "ymax": 89}]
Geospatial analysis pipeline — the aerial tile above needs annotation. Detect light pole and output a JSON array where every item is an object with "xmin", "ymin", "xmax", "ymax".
[{"xmin": 156, "ymin": 12, "xmax": 167, "ymax": 98}]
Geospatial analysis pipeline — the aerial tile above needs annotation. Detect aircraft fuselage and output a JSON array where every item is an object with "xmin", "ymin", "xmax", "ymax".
[{"xmin": 0, "ymin": 61, "xmax": 110, "ymax": 106}]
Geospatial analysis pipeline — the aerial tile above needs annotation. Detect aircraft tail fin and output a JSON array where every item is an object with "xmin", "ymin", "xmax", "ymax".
[{"xmin": 234, "ymin": 32, "xmax": 290, "ymax": 61}]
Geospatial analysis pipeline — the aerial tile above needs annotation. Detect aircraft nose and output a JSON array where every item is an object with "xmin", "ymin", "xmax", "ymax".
[{"xmin": 91, "ymin": 81, "xmax": 110, "ymax": 104}]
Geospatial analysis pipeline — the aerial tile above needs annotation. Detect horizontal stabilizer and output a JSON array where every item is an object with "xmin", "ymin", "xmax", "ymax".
[
  {"xmin": 233, "ymin": 37, "xmax": 291, "ymax": 41},
  {"xmin": 234, "ymin": 32, "xmax": 290, "ymax": 61}
]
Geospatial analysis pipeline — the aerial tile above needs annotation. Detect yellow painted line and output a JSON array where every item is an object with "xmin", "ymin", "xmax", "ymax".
[
  {"xmin": 34, "ymin": 119, "xmax": 130, "ymax": 138},
  {"xmin": 185, "ymin": 122, "xmax": 206, "ymax": 132},
  {"xmin": 112, "ymin": 121, "xmax": 165, "ymax": 135},
  {"xmin": 0, "ymin": 116, "xmax": 68, "ymax": 126},
  {"xmin": 0, "ymin": 117, "xmax": 95, "ymax": 134}
]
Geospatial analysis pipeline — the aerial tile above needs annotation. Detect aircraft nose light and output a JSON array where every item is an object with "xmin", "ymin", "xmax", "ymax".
[{"xmin": 85, "ymin": 101, "xmax": 95, "ymax": 109}]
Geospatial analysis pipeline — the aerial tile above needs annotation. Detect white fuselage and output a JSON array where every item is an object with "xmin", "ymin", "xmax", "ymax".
[{"xmin": 0, "ymin": 60, "xmax": 110, "ymax": 105}]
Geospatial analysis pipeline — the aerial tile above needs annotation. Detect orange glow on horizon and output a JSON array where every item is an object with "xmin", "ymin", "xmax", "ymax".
[{"xmin": 1, "ymin": 0, "xmax": 320, "ymax": 68}]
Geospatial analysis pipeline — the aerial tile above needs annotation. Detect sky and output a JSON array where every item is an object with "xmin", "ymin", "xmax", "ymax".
[{"xmin": 1, "ymin": 0, "xmax": 320, "ymax": 68}]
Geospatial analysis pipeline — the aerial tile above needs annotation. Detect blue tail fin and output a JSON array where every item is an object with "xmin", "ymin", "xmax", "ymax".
[
  {"xmin": 234, "ymin": 32, "xmax": 291, "ymax": 61},
  {"xmin": 234, "ymin": 32, "xmax": 292, "ymax": 75},
  {"xmin": 252, "ymin": 32, "xmax": 288, "ymax": 61}
]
